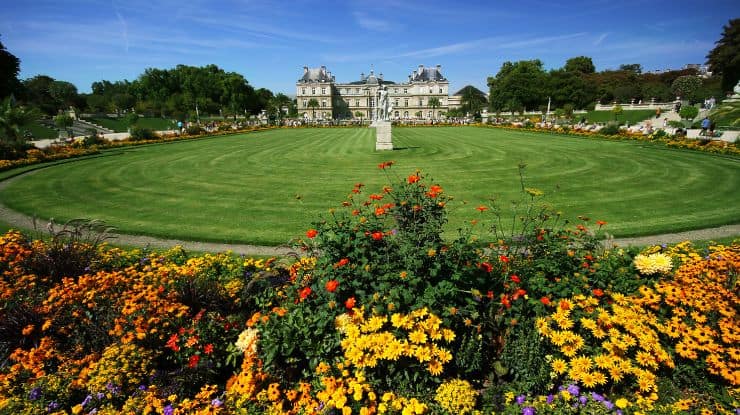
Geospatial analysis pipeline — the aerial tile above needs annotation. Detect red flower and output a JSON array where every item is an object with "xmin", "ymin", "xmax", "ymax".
[
  {"xmin": 540, "ymin": 296, "xmax": 551, "ymax": 305},
  {"xmin": 513, "ymin": 288, "xmax": 527, "ymax": 300},
  {"xmin": 407, "ymin": 174, "xmax": 420, "ymax": 184},
  {"xmin": 325, "ymin": 280, "xmax": 339, "ymax": 293},
  {"xmin": 559, "ymin": 300, "xmax": 570, "ymax": 310},
  {"xmin": 499, "ymin": 255, "xmax": 509, "ymax": 263},
  {"xmin": 593, "ymin": 288, "xmax": 604, "ymax": 297},
  {"xmin": 299, "ymin": 286, "xmax": 312, "ymax": 300},
  {"xmin": 188, "ymin": 354, "xmax": 200, "ymax": 368},
  {"xmin": 369, "ymin": 193, "xmax": 383, "ymax": 200},
  {"xmin": 166, "ymin": 334, "xmax": 180, "ymax": 352},
  {"xmin": 378, "ymin": 161, "xmax": 394, "ymax": 169},
  {"xmin": 510, "ymin": 275, "xmax": 521, "ymax": 283},
  {"xmin": 596, "ymin": 220, "xmax": 607, "ymax": 227},
  {"xmin": 345, "ymin": 297, "xmax": 356, "ymax": 310},
  {"xmin": 476, "ymin": 205, "xmax": 488, "ymax": 212},
  {"xmin": 501, "ymin": 295, "xmax": 511, "ymax": 309},
  {"xmin": 375, "ymin": 207, "xmax": 386, "ymax": 216},
  {"xmin": 487, "ymin": 290, "xmax": 494, "ymax": 300},
  {"xmin": 335, "ymin": 258, "xmax": 349, "ymax": 268},
  {"xmin": 479, "ymin": 262, "xmax": 493, "ymax": 273},
  {"xmin": 371, "ymin": 231, "xmax": 383, "ymax": 241},
  {"xmin": 306, "ymin": 229, "xmax": 318, "ymax": 239},
  {"xmin": 203, "ymin": 344, "xmax": 214, "ymax": 355}
]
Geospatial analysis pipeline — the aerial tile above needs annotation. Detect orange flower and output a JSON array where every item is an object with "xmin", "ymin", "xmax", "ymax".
[
  {"xmin": 335, "ymin": 258, "xmax": 349, "ymax": 268},
  {"xmin": 408, "ymin": 174, "xmax": 420, "ymax": 184},
  {"xmin": 596, "ymin": 220, "xmax": 607, "ymax": 227},
  {"xmin": 510, "ymin": 275, "xmax": 521, "ymax": 283},
  {"xmin": 487, "ymin": 291, "xmax": 494, "ymax": 299},
  {"xmin": 499, "ymin": 255, "xmax": 509, "ymax": 263},
  {"xmin": 369, "ymin": 194, "xmax": 383, "ymax": 200},
  {"xmin": 375, "ymin": 207, "xmax": 386, "ymax": 216},
  {"xmin": 593, "ymin": 288, "xmax": 604, "ymax": 297},
  {"xmin": 378, "ymin": 161, "xmax": 394, "ymax": 169},
  {"xmin": 306, "ymin": 229, "xmax": 318, "ymax": 239},
  {"xmin": 188, "ymin": 354, "xmax": 200, "ymax": 368},
  {"xmin": 501, "ymin": 295, "xmax": 511, "ymax": 309},
  {"xmin": 299, "ymin": 287, "xmax": 312, "ymax": 300},
  {"xmin": 203, "ymin": 344, "xmax": 214, "ymax": 355},
  {"xmin": 476, "ymin": 205, "xmax": 488, "ymax": 212},
  {"xmin": 345, "ymin": 297, "xmax": 356, "ymax": 310},
  {"xmin": 371, "ymin": 231, "xmax": 383, "ymax": 241},
  {"xmin": 325, "ymin": 280, "xmax": 339, "ymax": 293},
  {"xmin": 559, "ymin": 300, "xmax": 570, "ymax": 310},
  {"xmin": 540, "ymin": 296, "xmax": 551, "ymax": 305}
]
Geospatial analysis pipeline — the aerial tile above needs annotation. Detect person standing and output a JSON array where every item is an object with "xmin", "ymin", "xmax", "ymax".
[{"xmin": 701, "ymin": 117, "xmax": 711, "ymax": 136}]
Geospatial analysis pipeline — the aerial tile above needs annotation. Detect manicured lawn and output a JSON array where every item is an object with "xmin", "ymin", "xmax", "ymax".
[
  {"xmin": 584, "ymin": 109, "xmax": 655, "ymax": 124},
  {"xmin": 1, "ymin": 127, "xmax": 738, "ymax": 245},
  {"xmin": 84, "ymin": 116, "xmax": 176, "ymax": 132},
  {"xmin": 25, "ymin": 121, "xmax": 58, "ymax": 139}
]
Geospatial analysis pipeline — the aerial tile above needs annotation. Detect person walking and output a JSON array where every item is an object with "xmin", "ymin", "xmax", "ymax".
[{"xmin": 700, "ymin": 117, "xmax": 711, "ymax": 137}]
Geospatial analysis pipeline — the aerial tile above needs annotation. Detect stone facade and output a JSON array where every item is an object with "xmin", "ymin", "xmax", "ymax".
[{"xmin": 296, "ymin": 65, "xmax": 451, "ymax": 120}]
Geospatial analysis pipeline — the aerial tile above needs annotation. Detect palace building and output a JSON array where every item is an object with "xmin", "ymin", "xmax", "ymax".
[{"xmin": 296, "ymin": 65, "xmax": 453, "ymax": 120}]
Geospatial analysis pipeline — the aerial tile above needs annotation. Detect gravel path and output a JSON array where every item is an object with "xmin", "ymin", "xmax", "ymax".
[{"xmin": 1, "ymin": 169, "xmax": 737, "ymax": 255}]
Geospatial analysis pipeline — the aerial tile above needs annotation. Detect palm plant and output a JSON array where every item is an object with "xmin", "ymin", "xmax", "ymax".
[
  {"xmin": 428, "ymin": 97, "xmax": 441, "ymax": 120},
  {"xmin": 307, "ymin": 98, "xmax": 319, "ymax": 120},
  {"xmin": 0, "ymin": 97, "xmax": 37, "ymax": 159}
]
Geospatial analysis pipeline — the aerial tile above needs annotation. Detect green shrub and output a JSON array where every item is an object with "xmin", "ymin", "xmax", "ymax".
[
  {"xmin": 599, "ymin": 122, "xmax": 620, "ymax": 135},
  {"xmin": 679, "ymin": 105, "xmax": 699, "ymax": 120},
  {"xmin": 129, "ymin": 126, "xmax": 155, "ymax": 141},
  {"xmin": 186, "ymin": 125, "xmax": 203, "ymax": 135}
]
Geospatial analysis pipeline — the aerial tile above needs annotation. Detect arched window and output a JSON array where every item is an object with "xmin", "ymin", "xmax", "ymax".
[{"xmin": 403, "ymin": 111, "xmax": 409, "ymax": 118}]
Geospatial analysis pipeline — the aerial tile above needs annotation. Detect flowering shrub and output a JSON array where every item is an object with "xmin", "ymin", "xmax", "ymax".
[{"xmin": 0, "ymin": 167, "xmax": 737, "ymax": 414}]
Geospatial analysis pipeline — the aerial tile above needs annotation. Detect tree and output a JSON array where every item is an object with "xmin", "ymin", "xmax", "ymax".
[
  {"xmin": 619, "ymin": 64, "xmax": 643, "ymax": 74},
  {"xmin": 22, "ymin": 75, "xmax": 57, "ymax": 115},
  {"xmin": 48, "ymin": 80, "xmax": 79, "ymax": 110},
  {"xmin": 354, "ymin": 110, "xmax": 364, "ymax": 124},
  {"xmin": 428, "ymin": 97, "xmax": 441, "ymax": 119},
  {"xmin": 0, "ymin": 99, "xmax": 36, "ymax": 159},
  {"xmin": 488, "ymin": 60, "xmax": 545, "ymax": 113},
  {"xmin": 706, "ymin": 18, "xmax": 740, "ymax": 93},
  {"xmin": 307, "ymin": 98, "xmax": 319, "ymax": 120},
  {"xmin": 0, "ymin": 36, "xmax": 21, "ymax": 99},
  {"xmin": 671, "ymin": 75, "xmax": 702, "ymax": 102},
  {"xmin": 457, "ymin": 85, "xmax": 487, "ymax": 116},
  {"xmin": 564, "ymin": 56, "xmax": 595, "ymax": 74},
  {"xmin": 54, "ymin": 113, "xmax": 74, "ymax": 138}
]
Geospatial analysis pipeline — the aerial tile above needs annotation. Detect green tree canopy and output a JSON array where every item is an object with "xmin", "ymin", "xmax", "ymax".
[
  {"xmin": 488, "ymin": 60, "xmax": 545, "ymax": 113},
  {"xmin": 564, "ymin": 56, "xmax": 595, "ymax": 74},
  {"xmin": 706, "ymin": 18, "xmax": 740, "ymax": 93},
  {"xmin": 671, "ymin": 75, "xmax": 703, "ymax": 102},
  {"xmin": 0, "ymin": 36, "xmax": 20, "ymax": 99}
]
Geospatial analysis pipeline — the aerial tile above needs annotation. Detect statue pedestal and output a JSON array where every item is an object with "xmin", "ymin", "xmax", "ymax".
[{"xmin": 373, "ymin": 121, "xmax": 393, "ymax": 151}]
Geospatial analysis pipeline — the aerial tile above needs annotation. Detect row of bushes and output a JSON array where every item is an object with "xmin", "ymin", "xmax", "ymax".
[{"xmin": 0, "ymin": 167, "xmax": 737, "ymax": 414}]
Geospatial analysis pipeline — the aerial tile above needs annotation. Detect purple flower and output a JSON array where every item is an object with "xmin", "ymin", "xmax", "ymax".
[
  {"xmin": 47, "ymin": 402, "xmax": 59, "ymax": 411},
  {"xmin": 138, "ymin": 385, "xmax": 147, "ymax": 391},
  {"xmin": 567, "ymin": 384, "xmax": 580, "ymax": 396},
  {"xmin": 603, "ymin": 400, "xmax": 614, "ymax": 410},
  {"xmin": 616, "ymin": 410, "xmax": 623, "ymax": 415},
  {"xmin": 96, "ymin": 392, "xmax": 105, "ymax": 400},
  {"xmin": 211, "ymin": 398, "xmax": 223, "ymax": 408},
  {"xmin": 516, "ymin": 394, "xmax": 527, "ymax": 405},
  {"xmin": 29, "ymin": 387, "xmax": 42, "ymax": 401},
  {"xmin": 88, "ymin": 409, "xmax": 98, "ymax": 415},
  {"xmin": 81, "ymin": 395, "xmax": 92, "ymax": 407},
  {"xmin": 546, "ymin": 394, "xmax": 554, "ymax": 404},
  {"xmin": 163, "ymin": 404, "xmax": 174, "ymax": 415},
  {"xmin": 591, "ymin": 392, "xmax": 604, "ymax": 402},
  {"xmin": 579, "ymin": 395, "xmax": 588, "ymax": 405},
  {"xmin": 522, "ymin": 407, "xmax": 535, "ymax": 415}
]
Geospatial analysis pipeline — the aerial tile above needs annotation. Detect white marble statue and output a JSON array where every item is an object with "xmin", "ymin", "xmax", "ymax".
[{"xmin": 377, "ymin": 86, "xmax": 389, "ymax": 121}]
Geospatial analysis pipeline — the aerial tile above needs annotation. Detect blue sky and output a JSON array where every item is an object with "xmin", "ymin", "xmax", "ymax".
[{"xmin": 1, "ymin": 0, "xmax": 737, "ymax": 95}]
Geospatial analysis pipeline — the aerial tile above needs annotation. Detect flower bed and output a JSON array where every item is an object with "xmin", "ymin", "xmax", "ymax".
[{"xmin": 0, "ymin": 167, "xmax": 737, "ymax": 414}]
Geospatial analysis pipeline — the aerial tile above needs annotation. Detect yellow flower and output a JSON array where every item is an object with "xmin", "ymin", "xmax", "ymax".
[{"xmin": 615, "ymin": 398, "xmax": 630, "ymax": 409}]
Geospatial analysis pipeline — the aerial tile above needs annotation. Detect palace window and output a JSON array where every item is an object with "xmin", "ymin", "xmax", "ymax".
[
  {"xmin": 403, "ymin": 111, "xmax": 409, "ymax": 118},
  {"xmin": 302, "ymin": 99, "xmax": 307, "ymax": 108},
  {"xmin": 301, "ymin": 88, "xmax": 306, "ymax": 95},
  {"xmin": 428, "ymin": 111, "xmax": 432, "ymax": 118},
  {"xmin": 403, "ymin": 88, "xmax": 408, "ymax": 94},
  {"xmin": 404, "ymin": 99, "xmax": 408, "ymax": 107},
  {"xmin": 356, "ymin": 88, "xmax": 360, "ymax": 93},
  {"xmin": 439, "ymin": 88, "xmax": 443, "ymax": 94},
  {"xmin": 419, "ymin": 99, "xmax": 424, "ymax": 106},
  {"xmin": 321, "ymin": 87, "xmax": 326, "ymax": 95},
  {"xmin": 394, "ymin": 99, "xmax": 399, "ymax": 107},
  {"xmin": 311, "ymin": 87, "xmax": 316, "ymax": 95},
  {"xmin": 321, "ymin": 99, "xmax": 327, "ymax": 107},
  {"xmin": 355, "ymin": 100, "xmax": 360, "ymax": 107},
  {"xmin": 394, "ymin": 111, "xmax": 399, "ymax": 117}
]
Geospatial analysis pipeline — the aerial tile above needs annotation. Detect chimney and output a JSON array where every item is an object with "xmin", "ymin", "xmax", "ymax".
[
  {"xmin": 361, "ymin": 72, "xmax": 365, "ymax": 81},
  {"xmin": 418, "ymin": 64, "xmax": 424, "ymax": 75},
  {"xmin": 303, "ymin": 66, "xmax": 308, "ymax": 73},
  {"xmin": 436, "ymin": 64, "xmax": 441, "ymax": 71}
]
